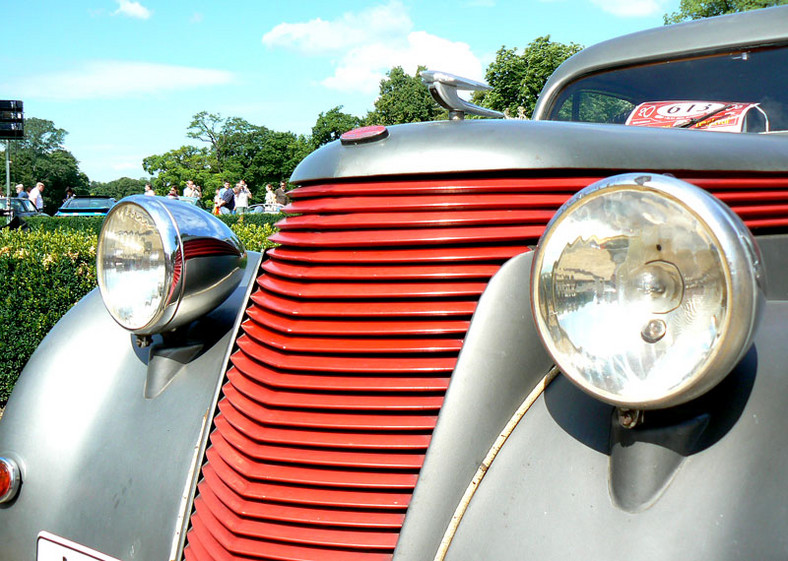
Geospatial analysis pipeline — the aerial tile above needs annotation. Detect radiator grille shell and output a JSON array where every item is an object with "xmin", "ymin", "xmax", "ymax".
[{"xmin": 184, "ymin": 174, "xmax": 788, "ymax": 561}]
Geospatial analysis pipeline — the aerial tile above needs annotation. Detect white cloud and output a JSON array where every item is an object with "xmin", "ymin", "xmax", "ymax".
[
  {"xmin": 263, "ymin": 1, "xmax": 412, "ymax": 54},
  {"xmin": 263, "ymin": 1, "xmax": 483, "ymax": 95},
  {"xmin": 3, "ymin": 61, "xmax": 234, "ymax": 101},
  {"xmin": 590, "ymin": 0, "xmax": 668, "ymax": 17},
  {"xmin": 113, "ymin": 0, "xmax": 151, "ymax": 19}
]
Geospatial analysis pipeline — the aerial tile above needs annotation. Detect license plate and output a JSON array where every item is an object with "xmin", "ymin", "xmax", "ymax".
[{"xmin": 37, "ymin": 532, "xmax": 122, "ymax": 561}]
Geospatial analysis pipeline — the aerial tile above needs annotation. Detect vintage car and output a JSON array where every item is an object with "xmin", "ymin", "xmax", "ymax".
[{"xmin": 2, "ymin": 6, "xmax": 788, "ymax": 561}]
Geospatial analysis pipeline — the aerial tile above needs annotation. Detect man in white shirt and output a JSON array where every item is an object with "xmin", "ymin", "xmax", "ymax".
[{"xmin": 29, "ymin": 182, "xmax": 45, "ymax": 210}]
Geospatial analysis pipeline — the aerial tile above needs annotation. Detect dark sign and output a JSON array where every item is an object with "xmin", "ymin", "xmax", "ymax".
[{"xmin": 0, "ymin": 100, "xmax": 23, "ymax": 139}]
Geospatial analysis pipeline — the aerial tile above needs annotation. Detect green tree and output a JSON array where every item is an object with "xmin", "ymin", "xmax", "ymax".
[
  {"xmin": 90, "ymin": 177, "xmax": 150, "ymax": 199},
  {"xmin": 142, "ymin": 145, "xmax": 220, "ymax": 203},
  {"xmin": 474, "ymin": 36, "xmax": 582, "ymax": 119},
  {"xmin": 365, "ymin": 66, "xmax": 444, "ymax": 125},
  {"xmin": 664, "ymin": 0, "xmax": 787, "ymax": 23},
  {"xmin": 1, "ymin": 117, "xmax": 89, "ymax": 213},
  {"xmin": 312, "ymin": 106, "xmax": 362, "ymax": 148},
  {"xmin": 146, "ymin": 114, "xmax": 311, "ymax": 205}
]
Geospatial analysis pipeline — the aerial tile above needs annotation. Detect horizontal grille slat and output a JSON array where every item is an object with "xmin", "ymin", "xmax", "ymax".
[
  {"xmin": 223, "ymin": 376, "xmax": 438, "ymax": 432},
  {"xmin": 190, "ymin": 499, "xmax": 394, "ymax": 560},
  {"xmin": 285, "ymin": 193, "xmax": 570, "ymax": 214},
  {"xmin": 222, "ymin": 371, "xmax": 443, "ymax": 411},
  {"xmin": 236, "ymin": 335, "xmax": 456, "ymax": 374},
  {"xmin": 251, "ymin": 291, "xmax": 477, "ymax": 318},
  {"xmin": 187, "ymin": 172, "xmax": 788, "ymax": 561},
  {"xmin": 289, "ymin": 177, "xmax": 599, "ymax": 198},
  {"xmin": 269, "ymin": 224, "xmax": 544, "ymax": 247},
  {"xmin": 196, "ymin": 483, "xmax": 400, "ymax": 550},
  {"xmin": 232, "ymin": 351, "xmax": 451, "ymax": 392},
  {"xmin": 259, "ymin": 275, "xmax": 488, "ymax": 300},
  {"xmin": 206, "ymin": 447, "xmax": 413, "ymax": 509},
  {"xmin": 277, "ymin": 209, "xmax": 555, "ymax": 230},
  {"xmin": 246, "ymin": 306, "xmax": 470, "ymax": 337},
  {"xmin": 262, "ymin": 260, "xmax": 500, "ymax": 281},
  {"xmin": 268, "ymin": 246, "xmax": 528, "ymax": 264},
  {"xmin": 201, "ymin": 464, "xmax": 407, "ymax": 527},
  {"xmin": 210, "ymin": 433, "xmax": 418, "ymax": 490},
  {"xmin": 215, "ymin": 416, "xmax": 425, "ymax": 470}
]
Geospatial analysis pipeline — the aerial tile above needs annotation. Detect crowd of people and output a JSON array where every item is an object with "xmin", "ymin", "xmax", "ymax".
[
  {"xmin": 13, "ymin": 182, "xmax": 46, "ymax": 210},
  {"xmin": 145, "ymin": 179, "xmax": 290, "ymax": 215}
]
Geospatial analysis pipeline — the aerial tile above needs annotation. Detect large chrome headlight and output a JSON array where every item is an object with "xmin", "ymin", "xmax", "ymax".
[
  {"xmin": 97, "ymin": 196, "xmax": 246, "ymax": 335},
  {"xmin": 531, "ymin": 174, "xmax": 763, "ymax": 409}
]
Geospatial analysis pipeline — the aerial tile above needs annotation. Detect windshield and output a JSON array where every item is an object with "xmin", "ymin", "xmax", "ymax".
[
  {"xmin": 546, "ymin": 47, "xmax": 788, "ymax": 132},
  {"xmin": 63, "ymin": 198, "xmax": 114, "ymax": 209}
]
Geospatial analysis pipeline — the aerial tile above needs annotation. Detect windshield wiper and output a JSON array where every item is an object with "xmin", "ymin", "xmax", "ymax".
[{"xmin": 675, "ymin": 104, "xmax": 734, "ymax": 129}]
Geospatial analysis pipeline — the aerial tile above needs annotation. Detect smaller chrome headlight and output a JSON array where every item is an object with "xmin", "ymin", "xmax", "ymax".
[
  {"xmin": 531, "ymin": 174, "xmax": 763, "ymax": 409},
  {"xmin": 97, "ymin": 196, "xmax": 246, "ymax": 335}
]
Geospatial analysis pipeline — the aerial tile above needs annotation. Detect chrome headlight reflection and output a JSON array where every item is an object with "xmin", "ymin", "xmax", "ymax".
[
  {"xmin": 98, "ymin": 196, "xmax": 246, "ymax": 335},
  {"xmin": 531, "ymin": 174, "xmax": 763, "ymax": 409}
]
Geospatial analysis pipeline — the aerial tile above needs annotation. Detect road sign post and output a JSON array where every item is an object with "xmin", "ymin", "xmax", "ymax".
[{"xmin": 1, "ymin": 100, "xmax": 24, "ymax": 224}]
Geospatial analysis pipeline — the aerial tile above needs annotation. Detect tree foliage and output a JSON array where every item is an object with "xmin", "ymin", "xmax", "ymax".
[
  {"xmin": 146, "ymin": 113, "xmax": 311, "ymax": 205},
  {"xmin": 664, "ymin": 0, "xmax": 788, "ymax": 23},
  {"xmin": 365, "ymin": 66, "xmax": 444, "ymax": 125},
  {"xmin": 0, "ymin": 117, "xmax": 89, "ymax": 213},
  {"xmin": 474, "ymin": 36, "xmax": 583, "ymax": 119},
  {"xmin": 90, "ymin": 177, "xmax": 150, "ymax": 200},
  {"xmin": 312, "ymin": 106, "xmax": 362, "ymax": 148}
]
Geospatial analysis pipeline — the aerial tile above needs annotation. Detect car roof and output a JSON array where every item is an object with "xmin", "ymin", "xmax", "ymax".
[{"xmin": 532, "ymin": 6, "xmax": 788, "ymax": 119}]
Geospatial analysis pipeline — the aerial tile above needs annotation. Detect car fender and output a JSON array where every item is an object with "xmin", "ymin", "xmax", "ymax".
[
  {"xmin": 396, "ymin": 234, "xmax": 788, "ymax": 560},
  {"xmin": 0, "ymin": 252, "xmax": 262, "ymax": 561}
]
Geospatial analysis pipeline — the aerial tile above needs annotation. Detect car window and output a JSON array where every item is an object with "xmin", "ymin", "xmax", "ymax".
[
  {"xmin": 15, "ymin": 199, "xmax": 36, "ymax": 212},
  {"xmin": 64, "ymin": 198, "xmax": 114, "ymax": 209},
  {"xmin": 546, "ymin": 46, "xmax": 788, "ymax": 132}
]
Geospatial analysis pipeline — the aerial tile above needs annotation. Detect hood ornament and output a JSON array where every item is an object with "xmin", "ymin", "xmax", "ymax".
[{"xmin": 421, "ymin": 70, "xmax": 504, "ymax": 121}]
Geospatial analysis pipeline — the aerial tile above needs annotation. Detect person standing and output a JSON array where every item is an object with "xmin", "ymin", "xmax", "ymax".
[
  {"xmin": 264, "ymin": 184, "xmax": 276, "ymax": 206},
  {"xmin": 219, "ymin": 184, "xmax": 237, "ymax": 214},
  {"xmin": 235, "ymin": 181, "xmax": 251, "ymax": 214},
  {"xmin": 144, "ymin": 183, "xmax": 155, "ymax": 196},
  {"xmin": 29, "ymin": 182, "xmax": 45, "ymax": 210},
  {"xmin": 183, "ymin": 180, "xmax": 199, "ymax": 198},
  {"xmin": 275, "ymin": 181, "xmax": 290, "ymax": 206},
  {"xmin": 15, "ymin": 184, "xmax": 27, "ymax": 199}
]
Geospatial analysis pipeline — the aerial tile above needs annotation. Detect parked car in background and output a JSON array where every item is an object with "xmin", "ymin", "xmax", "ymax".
[
  {"xmin": 2, "ymin": 7, "xmax": 788, "ymax": 561},
  {"xmin": 54, "ymin": 196, "xmax": 116, "ymax": 217},
  {"xmin": 248, "ymin": 202, "xmax": 284, "ymax": 214},
  {"xmin": 0, "ymin": 197, "xmax": 46, "ymax": 219},
  {"xmin": 178, "ymin": 195, "xmax": 205, "ymax": 209}
]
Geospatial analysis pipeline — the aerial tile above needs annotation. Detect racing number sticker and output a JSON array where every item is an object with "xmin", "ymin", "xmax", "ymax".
[{"xmin": 625, "ymin": 100, "xmax": 761, "ymax": 132}]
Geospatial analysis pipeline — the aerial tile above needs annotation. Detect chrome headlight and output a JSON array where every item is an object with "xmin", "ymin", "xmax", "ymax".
[
  {"xmin": 97, "ymin": 196, "xmax": 246, "ymax": 335},
  {"xmin": 531, "ymin": 174, "xmax": 763, "ymax": 409}
]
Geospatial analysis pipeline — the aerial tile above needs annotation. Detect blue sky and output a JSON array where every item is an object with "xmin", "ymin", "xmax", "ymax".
[{"xmin": 2, "ymin": 0, "xmax": 680, "ymax": 183}]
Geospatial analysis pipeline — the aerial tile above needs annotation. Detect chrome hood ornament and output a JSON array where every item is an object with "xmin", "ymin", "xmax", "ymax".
[{"xmin": 421, "ymin": 70, "xmax": 504, "ymax": 120}]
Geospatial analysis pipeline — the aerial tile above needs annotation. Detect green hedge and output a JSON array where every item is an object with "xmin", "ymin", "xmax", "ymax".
[
  {"xmin": 0, "ymin": 213, "xmax": 279, "ymax": 405},
  {"xmin": 0, "ymin": 228, "xmax": 98, "ymax": 404},
  {"xmin": 24, "ymin": 216, "xmax": 106, "ymax": 235}
]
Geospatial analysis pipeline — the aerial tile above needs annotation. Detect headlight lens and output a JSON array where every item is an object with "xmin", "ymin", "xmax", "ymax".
[
  {"xmin": 531, "ymin": 174, "xmax": 763, "ymax": 409},
  {"xmin": 97, "ymin": 201, "xmax": 178, "ymax": 332}
]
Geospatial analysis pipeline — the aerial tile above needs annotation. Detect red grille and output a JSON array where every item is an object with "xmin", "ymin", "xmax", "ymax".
[{"xmin": 184, "ymin": 173, "xmax": 788, "ymax": 561}]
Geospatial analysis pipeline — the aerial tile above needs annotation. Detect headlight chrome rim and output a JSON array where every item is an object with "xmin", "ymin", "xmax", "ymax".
[
  {"xmin": 97, "ymin": 196, "xmax": 185, "ymax": 334},
  {"xmin": 531, "ymin": 173, "xmax": 763, "ymax": 410}
]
